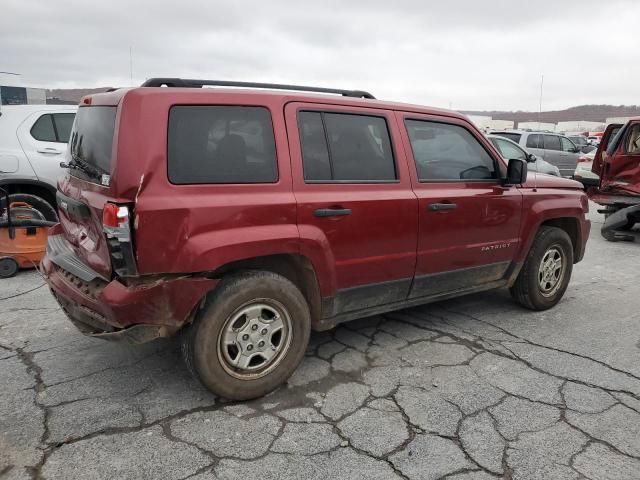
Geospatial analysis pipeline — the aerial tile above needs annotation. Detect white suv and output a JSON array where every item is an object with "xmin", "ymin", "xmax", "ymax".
[{"xmin": 0, "ymin": 104, "xmax": 77, "ymax": 218}]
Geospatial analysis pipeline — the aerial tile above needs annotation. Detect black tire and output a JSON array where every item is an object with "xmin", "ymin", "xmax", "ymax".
[
  {"xmin": 0, "ymin": 257, "xmax": 19, "ymax": 278},
  {"xmin": 603, "ymin": 212, "xmax": 635, "ymax": 231},
  {"xmin": 182, "ymin": 271, "xmax": 311, "ymax": 400},
  {"xmin": 0, "ymin": 193, "xmax": 58, "ymax": 222},
  {"xmin": 510, "ymin": 226, "xmax": 574, "ymax": 311}
]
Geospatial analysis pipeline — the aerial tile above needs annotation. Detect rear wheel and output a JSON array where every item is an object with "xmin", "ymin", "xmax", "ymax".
[
  {"xmin": 182, "ymin": 271, "xmax": 311, "ymax": 400},
  {"xmin": 0, "ymin": 193, "xmax": 57, "ymax": 222},
  {"xmin": 0, "ymin": 257, "xmax": 19, "ymax": 278},
  {"xmin": 511, "ymin": 226, "xmax": 573, "ymax": 310}
]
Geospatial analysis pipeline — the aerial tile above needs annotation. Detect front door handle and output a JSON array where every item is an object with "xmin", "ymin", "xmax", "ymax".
[
  {"xmin": 314, "ymin": 208, "xmax": 352, "ymax": 217},
  {"xmin": 428, "ymin": 203, "xmax": 458, "ymax": 211},
  {"xmin": 37, "ymin": 148, "xmax": 61, "ymax": 155}
]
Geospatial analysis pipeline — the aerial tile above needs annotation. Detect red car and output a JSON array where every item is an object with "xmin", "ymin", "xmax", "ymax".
[
  {"xmin": 43, "ymin": 78, "xmax": 590, "ymax": 399},
  {"xmin": 590, "ymin": 117, "xmax": 640, "ymax": 240}
]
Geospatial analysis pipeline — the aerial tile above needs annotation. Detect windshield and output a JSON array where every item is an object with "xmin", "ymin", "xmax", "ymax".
[{"xmin": 68, "ymin": 106, "xmax": 116, "ymax": 183}]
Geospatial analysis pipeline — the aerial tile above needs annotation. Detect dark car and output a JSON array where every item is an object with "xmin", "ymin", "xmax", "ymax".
[{"xmin": 43, "ymin": 78, "xmax": 590, "ymax": 399}]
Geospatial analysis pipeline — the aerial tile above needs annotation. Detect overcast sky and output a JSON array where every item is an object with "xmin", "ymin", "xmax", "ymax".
[{"xmin": 2, "ymin": 0, "xmax": 638, "ymax": 111}]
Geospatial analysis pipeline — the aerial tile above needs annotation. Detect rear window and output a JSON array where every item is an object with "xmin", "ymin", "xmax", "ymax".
[
  {"xmin": 168, "ymin": 106, "xmax": 277, "ymax": 184},
  {"xmin": 69, "ymin": 106, "xmax": 116, "ymax": 183}
]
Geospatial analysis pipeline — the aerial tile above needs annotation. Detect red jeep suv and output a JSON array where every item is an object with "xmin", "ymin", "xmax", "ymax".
[{"xmin": 43, "ymin": 78, "xmax": 590, "ymax": 399}]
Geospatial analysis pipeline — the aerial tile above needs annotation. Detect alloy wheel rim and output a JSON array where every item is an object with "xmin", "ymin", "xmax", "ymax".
[
  {"xmin": 538, "ymin": 246, "xmax": 565, "ymax": 297},
  {"xmin": 217, "ymin": 300, "xmax": 292, "ymax": 380}
]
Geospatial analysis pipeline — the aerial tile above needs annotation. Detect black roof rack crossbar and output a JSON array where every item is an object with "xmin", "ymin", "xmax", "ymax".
[{"xmin": 140, "ymin": 78, "xmax": 375, "ymax": 99}]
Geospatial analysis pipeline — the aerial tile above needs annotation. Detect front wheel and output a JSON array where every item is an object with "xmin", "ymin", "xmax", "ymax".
[
  {"xmin": 182, "ymin": 271, "xmax": 311, "ymax": 400},
  {"xmin": 510, "ymin": 226, "xmax": 574, "ymax": 310}
]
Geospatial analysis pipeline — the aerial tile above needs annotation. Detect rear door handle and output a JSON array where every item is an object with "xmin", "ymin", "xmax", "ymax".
[
  {"xmin": 428, "ymin": 203, "xmax": 457, "ymax": 211},
  {"xmin": 37, "ymin": 148, "xmax": 61, "ymax": 155},
  {"xmin": 314, "ymin": 208, "xmax": 352, "ymax": 217}
]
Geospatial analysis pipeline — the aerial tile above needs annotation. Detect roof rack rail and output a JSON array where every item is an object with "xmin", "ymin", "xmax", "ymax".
[{"xmin": 140, "ymin": 78, "xmax": 375, "ymax": 99}]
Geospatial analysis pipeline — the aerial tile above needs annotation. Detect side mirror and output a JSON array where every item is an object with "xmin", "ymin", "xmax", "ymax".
[
  {"xmin": 526, "ymin": 153, "xmax": 537, "ymax": 163},
  {"xmin": 504, "ymin": 158, "xmax": 528, "ymax": 185},
  {"xmin": 572, "ymin": 146, "xmax": 581, "ymax": 153}
]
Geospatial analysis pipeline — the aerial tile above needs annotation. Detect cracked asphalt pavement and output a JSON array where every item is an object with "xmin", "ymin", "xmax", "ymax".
[{"xmin": 2, "ymin": 208, "xmax": 640, "ymax": 480}]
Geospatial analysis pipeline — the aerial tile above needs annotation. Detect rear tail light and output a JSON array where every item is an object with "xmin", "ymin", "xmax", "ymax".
[
  {"xmin": 102, "ymin": 202, "xmax": 138, "ymax": 277},
  {"xmin": 577, "ymin": 155, "xmax": 590, "ymax": 163},
  {"xmin": 102, "ymin": 203, "xmax": 130, "ymax": 228}
]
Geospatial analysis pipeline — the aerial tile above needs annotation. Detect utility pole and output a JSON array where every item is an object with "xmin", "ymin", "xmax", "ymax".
[{"xmin": 538, "ymin": 74, "xmax": 544, "ymax": 130}]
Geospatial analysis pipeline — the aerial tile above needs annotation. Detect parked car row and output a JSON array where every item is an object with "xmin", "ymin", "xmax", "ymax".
[{"xmin": 489, "ymin": 129, "xmax": 583, "ymax": 178}]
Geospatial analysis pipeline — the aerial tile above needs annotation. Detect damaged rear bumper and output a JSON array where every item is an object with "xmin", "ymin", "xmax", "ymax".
[{"xmin": 43, "ymin": 234, "xmax": 219, "ymax": 343}]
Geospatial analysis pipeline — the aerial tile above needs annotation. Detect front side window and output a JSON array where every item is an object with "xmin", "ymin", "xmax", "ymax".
[
  {"xmin": 406, "ymin": 120, "xmax": 497, "ymax": 181},
  {"xmin": 560, "ymin": 137, "xmax": 576, "ymax": 152},
  {"xmin": 168, "ymin": 106, "xmax": 277, "ymax": 184},
  {"xmin": 299, "ymin": 111, "xmax": 396, "ymax": 182},
  {"xmin": 491, "ymin": 137, "xmax": 527, "ymax": 161},
  {"xmin": 544, "ymin": 135, "xmax": 562, "ymax": 151},
  {"xmin": 570, "ymin": 136, "xmax": 587, "ymax": 146}
]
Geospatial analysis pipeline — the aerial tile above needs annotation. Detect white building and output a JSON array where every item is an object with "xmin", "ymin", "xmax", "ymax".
[
  {"xmin": 556, "ymin": 121, "xmax": 604, "ymax": 133},
  {"xmin": 517, "ymin": 121, "xmax": 556, "ymax": 132},
  {"xmin": 0, "ymin": 73, "xmax": 47, "ymax": 105},
  {"xmin": 467, "ymin": 116, "xmax": 516, "ymax": 131},
  {"xmin": 467, "ymin": 115, "xmax": 493, "ymax": 129},
  {"xmin": 606, "ymin": 116, "xmax": 635, "ymax": 125}
]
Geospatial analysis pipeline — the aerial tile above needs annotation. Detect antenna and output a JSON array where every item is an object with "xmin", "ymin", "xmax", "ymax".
[
  {"xmin": 538, "ymin": 74, "xmax": 544, "ymax": 130},
  {"xmin": 129, "ymin": 47, "xmax": 133, "ymax": 86}
]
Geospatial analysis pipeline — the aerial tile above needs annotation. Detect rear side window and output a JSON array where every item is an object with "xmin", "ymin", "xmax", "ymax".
[
  {"xmin": 299, "ymin": 111, "xmax": 396, "ymax": 182},
  {"xmin": 53, "ymin": 113, "xmax": 75, "ymax": 142},
  {"xmin": 526, "ymin": 134, "xmax": 543, "ymax": 149},
  {"xmin": 30, "ymin": 113, "xmax": 76, "ymax": 143},
  {"xmin": 168, "ymin": 106, "xmax": 277, "ymax": 184},
  {"xmin": 406, "ymin": 120, "xmax": 497, "ymax": 181},
  {"xmin": 30, "ymin": 115, "xmax": 56, "ymax": 142},
  {"xmin": 544, "ymin": 135, "xmax": 561, "ymax": 151}
]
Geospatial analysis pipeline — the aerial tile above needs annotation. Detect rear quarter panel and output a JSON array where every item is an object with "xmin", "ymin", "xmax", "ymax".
[{"xmin": 127, "ymin": 91, "xmax": 299, "ymax": 274}]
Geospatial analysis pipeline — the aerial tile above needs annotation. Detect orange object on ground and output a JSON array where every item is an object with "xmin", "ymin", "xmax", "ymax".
[
  {"xmin": 0, "ymin": 189, "xmax": 56, "ymax": 278},
  {"xmin": 0, "ymin": 224, "xmax": 48, "ymax": 269}
]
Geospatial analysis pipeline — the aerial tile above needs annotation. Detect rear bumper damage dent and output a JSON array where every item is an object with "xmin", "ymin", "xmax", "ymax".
[{"xmin": 43, "ymin": 255, "xmax": 219, "ymax": 343}]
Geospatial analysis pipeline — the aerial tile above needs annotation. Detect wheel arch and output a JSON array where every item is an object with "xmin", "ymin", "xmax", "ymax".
[
  {"xmin": 209, "ymin": 253, "xmax": 323, "ymax": 328},
  {"xmin": 0, "ymin": 179, "xmax": 57, "ymax": 210},
  {"xmin": 539, "ymin": 217, "xmax": 581, "ymax": 261}
]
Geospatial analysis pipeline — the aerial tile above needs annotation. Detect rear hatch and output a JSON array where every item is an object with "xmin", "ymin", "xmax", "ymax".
[{"xmin": 55, "ymin": 104, "xmax": 119, "ymax": 280}]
